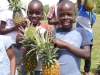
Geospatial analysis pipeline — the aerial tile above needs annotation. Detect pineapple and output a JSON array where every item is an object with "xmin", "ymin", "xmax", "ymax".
[
  {"xmin": 84, "ymin": 0, "xmax": 94, "ymax": 10},
  {"xmin": 22, "ymin": 47, "xmax": 38, "ymax": 71},
  {"xmin": 19, "ymin": 24, "xmax": 39, "ymax": 71},
  {"xmin": 9, "ymin": 0, "xmax": 23, "ymax": 26},
  {"xmin": 34, "ymin": 30, "xmax": 60, "ymax": 75},
  {"xmin": 32, "ymin": 28, "xmax": 60, "ymax": 75},
  {"xmin": 19, "ymin": 21, "xmax": 60, "ymax": 74},
  {"xmin": 41, "ymin": 41, "xmax": 60, "ymax": 75}
]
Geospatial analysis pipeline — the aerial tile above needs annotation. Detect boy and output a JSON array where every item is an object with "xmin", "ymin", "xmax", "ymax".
[
  {"xmin": 0, "ymin": 35, "xmax": 18, "ymax": 75},
  {"xmin": 76, "ymin": 0, "xmax": 96, "ymax": 75},
  {"xmin": 16, "ymin": 0, "xmax": 51, "ymax": 75},
  {"xmin": 52, "ymin": 0, "xmax": 92, "ymax": 75},
  {"xmin": 0, "ymin": 0, "xmax": 27, "ymax": 66}
]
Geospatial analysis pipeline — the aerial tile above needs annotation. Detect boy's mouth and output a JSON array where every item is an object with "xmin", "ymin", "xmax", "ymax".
[{"xmin": 63, "ymin": 21, "xmax": 70, "ymax": 26}]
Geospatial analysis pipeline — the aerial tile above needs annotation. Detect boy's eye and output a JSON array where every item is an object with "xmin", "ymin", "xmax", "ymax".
[
  {"xmin": 28, "ymin": 11, "xmax": 42, "ymax": 15},
  {"xmin": 29, "ymin": 11, "xmax": 33, "ymax": 14},
  {"xmin": 36, "ymin": 11, "xmax": 42, "ymax": 15},
  {"xmin": 68, "ymin": 13, "xmax": 73, "ymax": 16},
  {"xmin": 59, "ymin": 13, "xmax": 73, "ymax": 17},
  {"xmin": 59, "ymin": 14, "xmax": 64, "ymax": 17}
]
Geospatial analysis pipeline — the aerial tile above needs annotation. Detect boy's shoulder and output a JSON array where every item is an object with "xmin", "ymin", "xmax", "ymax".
[
  {"xmin": 75, "ymin": 27, "xmax": 86, "ymax": 32},
  {"xmin": 39, "ymin": 23, "xmax": 52, "ymax": 30},
  {"xmin": 0, "ymin": 35, "xmax": 11, "ymax": 42}
]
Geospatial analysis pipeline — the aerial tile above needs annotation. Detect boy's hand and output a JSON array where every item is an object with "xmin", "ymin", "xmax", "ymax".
[
  {"xmin": 12, "ymin": 26, "xmax": 19, "ymax": 31},
  {"xmin": 53, "ymin": 38, "xmax": 66, "ymax": 48}
]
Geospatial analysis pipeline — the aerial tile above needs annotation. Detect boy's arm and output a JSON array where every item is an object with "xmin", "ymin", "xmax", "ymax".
[
  {"xmin": 47, "ymin": 18, "xmax": 60, "ymax": 25},
  {"xmin": 7, "ymin": 46, "xmax": 16, "ymax": 75},
  {"xmin": 53, "ymin": 38, "xmax": 90, "ymax": 59},
  {"xmin": 77, "ymin": 0, "xmax": 81, "ymax": 7},
  {"xmin": 0, "ymin": 21, "xmax": 19, "ymax": 35},
  {"xmin": 47, "ymin": 5, "xmax": 60, "ymax": 25}
]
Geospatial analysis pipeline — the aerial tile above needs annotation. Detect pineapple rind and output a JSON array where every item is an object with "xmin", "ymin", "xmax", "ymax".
[
  {"xmin": 42, "ymin": 61, "xmax": 60, "ymax": 75},
  {"xmin": 22, "ymin": 47, "xmax": 38, "ymax": 71},
  {"xmin": 84, "ymin": 0, "xmax": 94, "ymax": 10},
  {"xmin": 13, "ymin": 10, "xmax": 23, "ymax": 26},
  {"xmin": 9, "ymin": 0, "xmax": 23, "ymax": 26}
]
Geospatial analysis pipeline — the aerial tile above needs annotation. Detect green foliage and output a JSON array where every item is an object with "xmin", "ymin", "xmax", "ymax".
[
  {"xmin": 9, "ymin": 0, "xmax": 22, "ymax": 11},
  {"xmin": 94, "ymin": 0, "xmax": 100, "ymax": 14},
  {"xmin": 43, "ymin": 5, "xmax": 50, "ymax": 15}
]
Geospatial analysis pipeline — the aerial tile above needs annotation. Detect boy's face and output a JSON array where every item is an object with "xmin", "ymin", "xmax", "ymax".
[
  {"xmin": 58, "ymin": 3, "xmax": 76, "ymax": 30},
  {"xmin": 27, "ymin": 2, "xmax": 43, "ymax": 25}
]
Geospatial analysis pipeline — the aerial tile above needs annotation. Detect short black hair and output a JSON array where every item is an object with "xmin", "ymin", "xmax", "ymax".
[
  {"xmin": 57, "ymin": 0, "xmax": 75, "ymax": 12},
  {"xmin": 28, "ymin": 0, "xmax": 43, "ymax": 11}
]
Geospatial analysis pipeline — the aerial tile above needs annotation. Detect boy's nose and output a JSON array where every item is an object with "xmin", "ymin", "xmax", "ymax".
[
  {"xmin": 64, "ymin": 15, "xmax": 69, "ymax": 19},
  {"xmin": 32, "ymin": 13, "xmax": 37, "ymax": 17}
]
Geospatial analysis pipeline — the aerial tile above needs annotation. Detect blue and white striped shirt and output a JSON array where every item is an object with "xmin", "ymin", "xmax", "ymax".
[{"xmin": 76, "ymin": 4, "xmax": 96, "ymax": 40}]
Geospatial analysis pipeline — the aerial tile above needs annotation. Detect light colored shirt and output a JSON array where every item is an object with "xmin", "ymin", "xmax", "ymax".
[
  {"xmin": 52, "ymin": 28, "xmax": 92, "ymax": 75},
  {"xmin": 0, "ymin": 35, "xmax": 18, "ymax": 75},
  {"xmin": 0, "ymin": 9, "xmax": 27, "ymax": 44}
]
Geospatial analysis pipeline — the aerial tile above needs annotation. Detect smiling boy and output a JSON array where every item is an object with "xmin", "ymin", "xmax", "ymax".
[{"xmin": 52, "ymin": 0, "xmax": 92, "ymax": 75}]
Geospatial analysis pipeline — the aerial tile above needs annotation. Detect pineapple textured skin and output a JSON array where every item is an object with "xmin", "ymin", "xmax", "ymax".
[
  {"xmin": 42, "ymin": 61, "xmax": 60, "ymax": 75},
  {"xmin": 22, "ymin": 48, "xmax": 38, "ymax": 71},
  {"xmin": 84, "ymin": 0, "xmax": 94, "ymax": 10},
  {"xmin": 9, "ymin": 0, "xmax": 23, "ymax": 26},
  {"xmin": 13, "ymin": 10, "xmax": 23, "ymax": 26}
]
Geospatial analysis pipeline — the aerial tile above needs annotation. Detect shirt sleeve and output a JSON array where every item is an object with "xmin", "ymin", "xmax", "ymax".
[
  {"xmin": 47, "ymin": 5, "xmax": 55, "ymax": 19},
  {"xmin": 4, "ymin": 36, "xmax": 13, "ymax": 51},
  {"xmin": 79, "ymin": 28, "xmax": 92, "ymax": 48},
  {"xmin": 92, "ymin": 13, "xmax": 96, "ymax": 24},
  {"xmin": 78, "ymin": 4, "xmax": 83, "ymax": 11}
]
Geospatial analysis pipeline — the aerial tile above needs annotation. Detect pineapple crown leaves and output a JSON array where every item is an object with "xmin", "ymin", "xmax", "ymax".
[
  {"xmin": 19, "ymin": 21, "xmax": 59, "ymax": 66},
  {"xmin": 9, "ymin": 0, "xmax": 22, "ymax": 11},
  {"xmin": 40, "ymin": 43, "xmax": 58, "ymax": 66},
  {"xmin": 19, "ymin": 22, "xmax": 46, "ymax": 52}
]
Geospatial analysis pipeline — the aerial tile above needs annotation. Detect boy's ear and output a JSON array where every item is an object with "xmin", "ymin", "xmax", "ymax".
[
  {"xmin": 73, "ymin": 18, "xmax": 76, "ymax": 23},
  {"xmin": 73, "ymin": 14, "xmax": 76, "ymax": 23}
]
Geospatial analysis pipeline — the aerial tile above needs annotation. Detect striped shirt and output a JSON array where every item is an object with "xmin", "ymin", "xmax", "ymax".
[
  {"xmin": 76, "ymin": 4, "xmax": 96, "ymax": 40},
  {"xmin": 47, "ymin": 3, "xmax": 61, "ymax": 28}
]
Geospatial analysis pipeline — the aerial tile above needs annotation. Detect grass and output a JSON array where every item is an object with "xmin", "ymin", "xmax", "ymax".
[
  {"xmin": 80, "ymin": 16, "xmax": 100, "ymax": 75},
  {"xmin": 17, "ymin": 16, "xmax": 100, "ymax": 75}
]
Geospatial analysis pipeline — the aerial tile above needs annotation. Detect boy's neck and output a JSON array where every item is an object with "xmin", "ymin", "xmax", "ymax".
[
  {"xmin": 60, "ymin": 27, "xmax": 74, "ymax": 32},
  {"xmin": 31, "ymin": 22, "xmax": 41, "ymax": 27}
]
